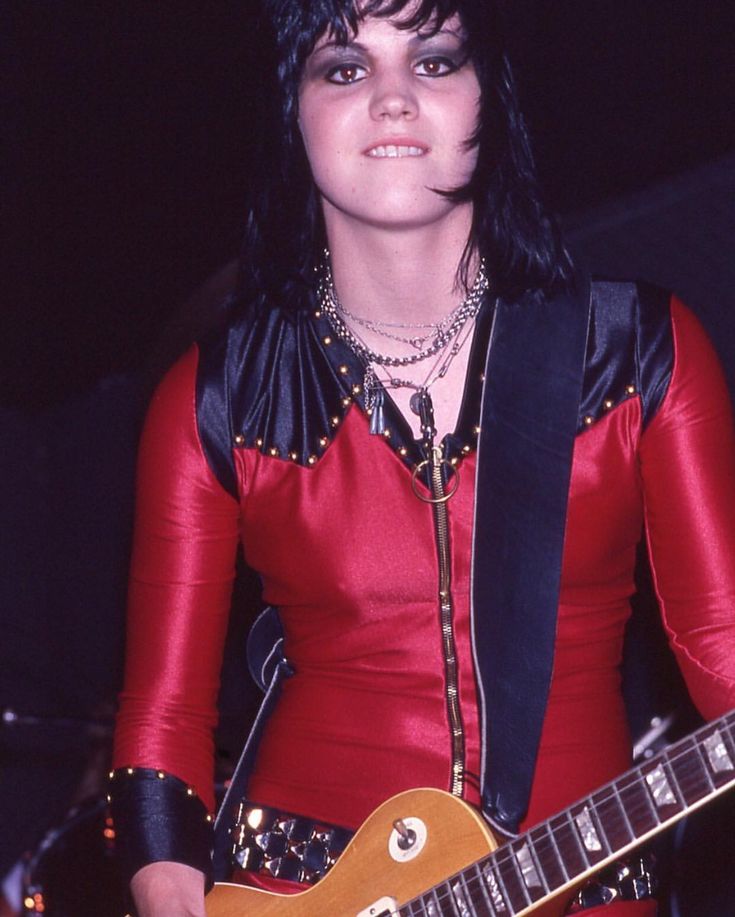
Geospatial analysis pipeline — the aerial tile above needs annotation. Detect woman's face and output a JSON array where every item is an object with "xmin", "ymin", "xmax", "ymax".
[{"xmin": 298, "ymin": 10, "xmax": 480, "ymax": 235}]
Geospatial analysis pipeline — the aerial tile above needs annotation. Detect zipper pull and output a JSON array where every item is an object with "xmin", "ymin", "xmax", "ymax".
[{"xmin": 416, "ymin": 388, "xmax": 436, "ymax": 446}]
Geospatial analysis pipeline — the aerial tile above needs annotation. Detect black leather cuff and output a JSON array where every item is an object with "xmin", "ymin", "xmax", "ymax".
[{"xmin": 108, "ymin": 767, "xmax": 214, "ymax": 889}]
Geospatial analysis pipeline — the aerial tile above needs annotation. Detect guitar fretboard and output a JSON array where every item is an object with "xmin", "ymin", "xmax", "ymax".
[{"xmin": 399, "ymin": 710, "xmax": 735, "ymax": 916}]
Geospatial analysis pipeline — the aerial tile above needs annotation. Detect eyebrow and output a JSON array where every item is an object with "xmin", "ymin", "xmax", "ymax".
[{"xmin": 312, "ymin": 27, "xmax": 466, "ymax": 58}]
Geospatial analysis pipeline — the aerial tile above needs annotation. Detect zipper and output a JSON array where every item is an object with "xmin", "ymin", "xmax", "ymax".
[{"xmin": 428, "ymin": 442, "xmax": 465, "ymax": 797}]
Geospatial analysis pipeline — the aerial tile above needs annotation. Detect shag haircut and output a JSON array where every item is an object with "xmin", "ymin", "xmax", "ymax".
[{"xmin": 236, "ymin": 0, "xmax": 573, "ymax": 311}]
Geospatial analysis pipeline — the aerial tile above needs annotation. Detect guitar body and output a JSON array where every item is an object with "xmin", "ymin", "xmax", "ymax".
[{"xmin": 206, "ymin": 788, "xmax": 572, "ymax": 916}]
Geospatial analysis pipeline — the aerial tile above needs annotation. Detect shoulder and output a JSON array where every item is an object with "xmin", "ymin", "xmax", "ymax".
[
  {"xmin": 580, "ymin": 279, "xmax": 675, "ymax": 430},
  {"xmin": 193, "ymin": 303, "xmax": 359, "ymax": 495}
]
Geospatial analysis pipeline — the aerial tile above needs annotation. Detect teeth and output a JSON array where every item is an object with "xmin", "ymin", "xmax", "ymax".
[{"xmin": 367, "ymin": 144, "xmax": 426, "ymax": 158}]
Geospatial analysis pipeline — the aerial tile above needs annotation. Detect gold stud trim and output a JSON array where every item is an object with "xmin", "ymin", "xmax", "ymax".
[
  {"xmin": 604, "ymin": 399, "xmax": 614, "ymax": 410},
  {"xmin": 187, "ymin": 787, "xmax": 195, "ymax": 796},
  {"xmin": 289, "ymin": 451, "xmax": 298, "ymax": 462},
  {"xmin": 323, "ymin": 336, "xmax": 332, "ymax": 346},
  {"xmin": 234, "ymin": 434, "xmax": 245, "ymax": 446},
  {"xmin": 398, "ymin": 446, "xmax": 408, "ymax": 456},
  {"xmin": 626, "ymin": 384, "xmax": 636, "ymax": 395},
  {"xmin": 255, "ymin": 437, "xmax": 263, "ymax": 448},
  {"xmin": 341, "ymin": 397, "xmax": 351, "ymax": 407},
  {"xmin": 330, "ymin": 416, "xmax": 340, "ymax": 427},
  {"xmin": 584, "ymin": 415, "xmax": 594, "ymax": 426},
  {"xmin": 383, "ymin": 429, "xmax": 391, "ymax": 438},
  {"xmin": 126, "ymin": 767, "xmax": 135, "ymax": 775},
  {"xmin": 157, "ymin": 771, "xmax": 166, "ymax": 780},
  {"xmin": 314, "ymin": 310, "xmax": 322, "ymax": 318},
  {"xmin": 319, "ymin": 436, "xmax": 329, "ymax": 448},
  {"xmin": 462, "ymin": 444, "xmax": 471, "ymax": 454},
  {"xmin": 339, "ymin": 364, "xmax": 349, "ymax": 375},
  {"xmin": 308, "ymin": 455, "xmax": 318, "ymax": 465},
  {"xmin": 352, "ymin": 384, "xmax": 362, "ymax": 395},
  {"xmin": 473, "ymin": 425, "xmax": 481, "ymax": 435},
  {"xmin": 268, "ymin": 446, "xmax": 279, "ymax": 457}
]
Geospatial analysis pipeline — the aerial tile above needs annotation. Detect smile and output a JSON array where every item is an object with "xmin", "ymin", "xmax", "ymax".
[{"xmin": 365, "ymin": 144, "xmax": 428, "ymax": 159}]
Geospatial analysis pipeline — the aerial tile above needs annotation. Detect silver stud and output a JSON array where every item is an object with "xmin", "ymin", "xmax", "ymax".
[
  {"xmin": 584, "ymin": 415, "xmax": 594, "ymax": 426},
  {"xmin": 126, "ymin": 767, "xmax": 134, "ymax": 775},
  {"xmin": 626, "ymin": 384, "xmax": 636, "ymax": 395},
  {"xmin": 187, "ymin": 787, "xmax": 195, "ymax": 796},
  {"xmin": 398, "ymin": 446, "xmax": 408, "ymax": 457},
  {"xmin": 323, "ymin": 336, "xmax": 332, "ymax": 346},
  {"xmin": 289, "ymin": 451, "xmax": 298, "ymax": 462},
  {"xmin": 352, "ymin": 384, "xmax": 362, "ymax": 395},
  {"xmin": 383, "ymin": 429, "xmax": 391, "ymax": 438},
  {"xmin": 473, "ymin": 425, "xmax": 481, "ymax": 435},
  {"xmin": 308, "ymin": 455, "xmax": 318, "ymax": 465},
  {"xmin": 255, "ymin": 437, "xmax": 263, "ymax": 448},
  {"xmin": 157, "ymin": 771, "xmax": 166, "ymax": 780},
  {"xmin": 234, "ymin": 433, "xmax": 245, "ymax": 446},
  {"xmin": 604, "ymin": 399, "xmax": 614, "ymax": 410},
  {"xmin": 462, "ymin": 444, "xmax": 471, "ymax": 454},
  {"xmin": 341, "ymin": 397, "xmax": 351, "ymax": 407},
  {"xmin": 314, "ymin": 310, "xmax": 322, "ymax": 318},
  {"xmin": 319, "ymin": 436, "xmax": 328, "ymax": 448},
  {"xmin": 331, "ymin": 416, "xmax": 340, "ymax": 427},
  {"xmin": 450, "ymin": 456, "xmax": 459, "ymax": 466},
  {"xmin": 108, "ymin": 770, "xmax": 115, "ymax": 780},
  {"xmin": 269, "ymin": 446, "xmax": 279, "ymax": 457},
  {"xmin": 338, "ymin": 364, "xmax": 349, "ymax": 375}
]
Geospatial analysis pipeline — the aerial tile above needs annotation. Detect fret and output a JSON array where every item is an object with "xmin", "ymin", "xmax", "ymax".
[
  {"xmin": 664, "ymin": 742, "xmax": 707, "ymax": 808},
  {"xmin": 480, "ymin": 858, "xmax": 511, "ymax": 914},
  {"xmin": 435, "ymin": 880, "xmax": 461, "ymax": 917},
  {"xmin": 451, "ymin": 872, "xmax": 492, "ymax": 917},
  {"xmin": 525, "ymin": 837, "xmax": 551, "ymax": 895},
  {"xmin": 719, "ymin": 715, "xmax": 735, "ymax": 761},
  {"xmin": 496, "ymin": 849, "xmax": 533, "ymax": 910},
  {"xmin": 641, "ymin": 758, "xmax": 682, "ymax": 819},
  {"xmin": 694, "ymin": 740, "xmax": 717, "ymax": 792},
  {"xmin": 528, "ymin": 822, "xmax": 568, "ymax": 889},
  {"xmin": 569, "ymin": 801, "xmax": 608, "ymax": 865},
  {"xmin": 508, "ymin": 838, "xmax": 548, "ymax": 898},
  {"xmin": 590, "ymin": 784, "xmax": 634, "ymax": 852},
  {"xmin": 470, "ymin": 860, "xmax": 498, "ymax": 916},
  {"xmin": 616, "ymin": 770, "xmax": 660, "ymax": 835},
  {"xmin": 426, "ymin": 886, "xmax": 444, "ymax": 917},
  {"xmin": 702, "ymin": 727, "xmax": 735, "ymax": 783},
  {"xmin": 548, "ymin": 810, "xmax": 589, "ymax": 878}
]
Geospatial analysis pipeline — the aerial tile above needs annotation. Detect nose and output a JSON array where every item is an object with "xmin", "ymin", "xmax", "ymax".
[{"xmin": 369, "ymin": 72, "xmax": 418, "ymax": 121}]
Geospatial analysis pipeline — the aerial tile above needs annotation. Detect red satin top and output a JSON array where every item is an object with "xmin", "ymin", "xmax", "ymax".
[{"xmin": 114, "ymin": 297, "xmax": 735, "ymax": 914}]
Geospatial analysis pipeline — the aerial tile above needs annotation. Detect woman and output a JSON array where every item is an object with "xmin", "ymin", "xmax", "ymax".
[{"xmin": 110, "ymin": 0, "xmax": 735, "ymax": 914}]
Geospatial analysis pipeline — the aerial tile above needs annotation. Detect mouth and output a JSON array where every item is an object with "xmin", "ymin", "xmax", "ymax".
[{"xmin": 364, "ymin": 143, "xmax": 429, "ymax": 159}]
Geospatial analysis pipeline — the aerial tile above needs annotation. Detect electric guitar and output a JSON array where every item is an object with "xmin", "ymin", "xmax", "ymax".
[{"xmin": 206, "ymin": 709, "xmax": 735, "ymax": 916}]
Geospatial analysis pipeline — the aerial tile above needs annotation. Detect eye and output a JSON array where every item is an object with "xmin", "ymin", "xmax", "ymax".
[
  {"xmin": 414, "ymin": 56, "xmax": 458, "ymax": 78},
  {"xmin": 326, "ymin": 63, "xmax": 368, "ymax": 85}
]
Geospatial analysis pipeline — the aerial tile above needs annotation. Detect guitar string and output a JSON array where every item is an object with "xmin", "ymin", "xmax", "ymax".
[{"xmin": 400, "ymin": 717, "xmax": 735, "ymax": 915}]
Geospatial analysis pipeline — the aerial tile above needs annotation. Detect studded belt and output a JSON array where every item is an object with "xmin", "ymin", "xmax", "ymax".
[
  {"xmin": 229, "ymin": 801, "xmax": 354, "ymax": 885},
  {"xmin": 230, "ymin": 801, "xmax": 656, "ymax": 910}
]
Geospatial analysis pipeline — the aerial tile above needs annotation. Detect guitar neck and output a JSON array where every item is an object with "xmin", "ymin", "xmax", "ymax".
[{"xmin": 404, "ymin": 710, "xmax": 735, "ymax": 916}]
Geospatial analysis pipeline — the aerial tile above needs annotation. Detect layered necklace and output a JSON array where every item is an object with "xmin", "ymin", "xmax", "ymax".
[{"xmin": 318, "ymin": 251, "xmax": 489, "ymax": 438}]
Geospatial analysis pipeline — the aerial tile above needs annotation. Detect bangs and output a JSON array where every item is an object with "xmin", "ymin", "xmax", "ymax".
[{"xmin": 267, "ymin": 0, "xmax": 464, "ymax": 66}]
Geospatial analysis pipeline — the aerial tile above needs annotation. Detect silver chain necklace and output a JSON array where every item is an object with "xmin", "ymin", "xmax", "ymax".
[
  {"xmin": 317, "ymin": 251, "xmax": 489, "ymax": 434},
  {"xmin": 317, "ymin": 251, "xmax": 489, "ymax": 369}
]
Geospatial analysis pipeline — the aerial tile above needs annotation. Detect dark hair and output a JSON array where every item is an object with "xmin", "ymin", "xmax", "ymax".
[{"xmin": 235, "ymin": 0, "xmax": 573, "ymax": 311}]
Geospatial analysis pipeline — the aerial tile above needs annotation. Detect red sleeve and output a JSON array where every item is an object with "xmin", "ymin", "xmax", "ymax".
[
  {"xmin": 641, "ymin": 297, "xmax": 735, "ymax": 719},
  {"xmin": 112, "ymin": 345, "xmax": 240, "ymax": 812}
]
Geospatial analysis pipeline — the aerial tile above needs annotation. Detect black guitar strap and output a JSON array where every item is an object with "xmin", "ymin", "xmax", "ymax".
[{"xmin": 472, "ymin": 276, "xmax": 592, "ymax": 836}]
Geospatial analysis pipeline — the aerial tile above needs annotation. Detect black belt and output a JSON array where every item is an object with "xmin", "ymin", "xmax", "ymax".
[{"xmin": 229, "ymin": 801, "xmax": 657, "ymax": 909}]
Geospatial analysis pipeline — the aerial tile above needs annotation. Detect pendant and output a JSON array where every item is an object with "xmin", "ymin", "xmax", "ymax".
[{"xmin": 409, "ymin": 391, "xmax": 423, "ymax": 416}]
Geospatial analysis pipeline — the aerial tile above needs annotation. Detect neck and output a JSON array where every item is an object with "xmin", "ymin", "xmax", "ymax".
[{"xmin": 324, "ymin": 205, "xmax": 477, "ymax": 325}]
